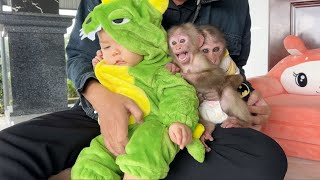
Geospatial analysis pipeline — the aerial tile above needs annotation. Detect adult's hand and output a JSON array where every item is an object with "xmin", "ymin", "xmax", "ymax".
[
  {"xmin": 247, "ymin": 90, "xmax": 271, "ymax": 126},
  {"xmin": 83, "ymin": 80, "xmax": 143, "ymax": 156}
]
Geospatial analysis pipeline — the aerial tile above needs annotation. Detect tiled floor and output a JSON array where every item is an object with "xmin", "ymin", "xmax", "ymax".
[
  {"xmin": 0, "ymin": 114, "xmax": 10, "ymax": 131},
  {"xmin": 285, "ymin": 156, "xmax": 320, "ymax": 180},
  {"xmin": 0, "ymin": 116, "xmax": 320, "ymax": 179}
]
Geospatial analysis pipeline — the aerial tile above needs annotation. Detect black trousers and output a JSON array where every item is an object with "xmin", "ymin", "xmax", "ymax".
[{"xmin": 0, "ymin": 106, "xmax": 287, "ymax": 180}]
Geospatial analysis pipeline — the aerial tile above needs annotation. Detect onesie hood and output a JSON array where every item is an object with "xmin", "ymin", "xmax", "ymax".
[{"xmin": 81, "ymin": 0, "xmax": 171, "ymax": 70}]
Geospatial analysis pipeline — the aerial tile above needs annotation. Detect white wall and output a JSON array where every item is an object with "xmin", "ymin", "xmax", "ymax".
[{"xmin": 245, "ymin": 0, "xmax": 269, "ymax": 78}]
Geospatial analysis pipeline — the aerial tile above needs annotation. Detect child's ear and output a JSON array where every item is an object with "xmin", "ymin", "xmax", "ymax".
[{"xmin": 198, "ymin": 34, "xmax": 205, "ymax": 48}]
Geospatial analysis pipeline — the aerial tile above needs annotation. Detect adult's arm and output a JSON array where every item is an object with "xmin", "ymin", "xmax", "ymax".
[
  {"xmin": 237, "ymin": 7, "xmax": 270, "ymax": 125},
  {"xmin": 66, "ymin": 0, "xmax": 100, "ymax": 94},
  {"xmin": 229, "ymin": 4, "xmax": 270, "ymax": 125},
  {"xmin": 234, "ymin": 4, "xmax": 251, "ymax": 79}
]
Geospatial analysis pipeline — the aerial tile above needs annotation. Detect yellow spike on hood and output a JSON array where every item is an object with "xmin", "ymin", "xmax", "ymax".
[{"xmin": 102, "ymin": 0, "xmax": 168, "ymax": 14}]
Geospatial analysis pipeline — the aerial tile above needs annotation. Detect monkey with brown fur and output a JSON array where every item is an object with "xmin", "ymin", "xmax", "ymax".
[
  {"xmin": 199, "ymin": 25, "xmax": 240, "ymax": 75},
  {"xmin": 167, "ymin": 23, "xmax": 254, "ymax": 152}
]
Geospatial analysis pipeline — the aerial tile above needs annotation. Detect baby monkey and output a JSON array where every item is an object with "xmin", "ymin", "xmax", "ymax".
[
  {"xmin": 168, "ymin": 23, "xmax": 253, "ymax": 151},
  {"xmin": 199, "ymin": 25, "xmax": 240, "ymax": 75}
]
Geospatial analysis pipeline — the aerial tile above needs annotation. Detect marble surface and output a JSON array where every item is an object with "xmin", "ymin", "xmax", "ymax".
[
  {"xmin": 11, "ymin": 0, "xmax": 59, "ymax": 14},
  {"xmin": 0, "ymin": 12, "xmax": 73, "ymax": 117}
]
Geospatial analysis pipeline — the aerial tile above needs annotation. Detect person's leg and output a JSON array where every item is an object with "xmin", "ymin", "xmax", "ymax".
[
  {"xmin": 0, "ymin": 106, "xmax": 100, "ymax": 179},
  {"xmin": 165, "ymin": 126, "xmax": 287, "ymax": 180}
]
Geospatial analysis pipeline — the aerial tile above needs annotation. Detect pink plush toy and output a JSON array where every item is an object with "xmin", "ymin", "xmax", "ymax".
[
  {"xmin": 268, "ymin": 35, "xmax": 320, "ymax": 95},
  {"xmin": 249, "ymin": 35, "xmax": 320, "ymax": 160}
]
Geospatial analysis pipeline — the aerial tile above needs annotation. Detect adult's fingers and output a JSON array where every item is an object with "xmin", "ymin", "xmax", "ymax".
[
  {"xmin": 126, "ymin": 100, "xmax": 144, "ymax": 124},
  {"xmin": 251, "ymin": 114, "xmax": 269, "ymax": 125},
  {"xmin": 247, "ymin": 90, "xmax": 261, "ymax": 106},
  {"xmin": 102, "ymin": 123, "xmax": 127, "ymax": 156},
  {"xmin": 103, "ymin": 136, "xmax": 118, "ymax": 156},
  {"xmin": 248, "ymin": 105, "xmax": 270, "ymax": 116}
]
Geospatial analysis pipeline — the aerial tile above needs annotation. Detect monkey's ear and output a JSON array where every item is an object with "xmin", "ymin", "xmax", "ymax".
[{"xmin": 198, "ymin": 34, "xmax": 205, "ymax": 48}]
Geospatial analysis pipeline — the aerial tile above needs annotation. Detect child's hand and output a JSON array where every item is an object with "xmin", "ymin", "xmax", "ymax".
[
  {"xmin": 169, "ymin": 122, "xmax": 192, "ymax": 149},
  {"xmin": 165, "ymin": 63, "xmax": 180, "ymax": 74},
  {"xmin": 92, "ymin": 49, "xmax": 103, "ymax": 67}
]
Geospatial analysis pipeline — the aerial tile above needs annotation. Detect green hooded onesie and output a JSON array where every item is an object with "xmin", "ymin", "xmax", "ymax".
[{"xmin": 71, "ymin": 0, "xmax": 205, "ymax": 179}]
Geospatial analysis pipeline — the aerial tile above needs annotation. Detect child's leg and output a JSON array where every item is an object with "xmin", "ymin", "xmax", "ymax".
[
  {"xmin": 71, "ymin": 135, "xmax": 123, "ymax": 180},
  {"xmin": 116, "ymin": 120, "xmax": 179, "ymax": 179}
]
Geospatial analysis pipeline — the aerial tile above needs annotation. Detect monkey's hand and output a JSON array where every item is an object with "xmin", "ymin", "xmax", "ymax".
[
  {"xmin": 169, "ymin": 122, "xmax": 192, "ymax": 150},
  {"xmin": 92, "ymin": 49, "xmax": 103, "ymax": 67},
  {"xmin": 221, "ymin": 117, "xmax": 249, "ymax": 128},
  {"xmin": 165, "ymin": 63, "xmax": 180, "ymax": 74},
  {"xmin": 199, "ymin": 120, "xmax": 215, "ymax": 152}
]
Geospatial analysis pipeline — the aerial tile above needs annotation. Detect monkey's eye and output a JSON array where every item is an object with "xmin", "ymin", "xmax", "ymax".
[
  {"xmin": 180, "ymin": 39, "xmax": 186, "ymax": 43},
  {"xmin": 202, "ymin": 49, "xmax": 209, "ymax": 53},
  {"xmin": 212, "ymin": 47, "xmax": 220, "ymax": 52},
  {"xmin": 112, "ymin": 18, "xmax": 130, "ymax": 25},
  {"xmin": 171, "ymin": 41, "xmax": 177, "ymax": 46},
  {"xmin": 293, "ymin": 72, "xmax": 307, "ymax": 87}
]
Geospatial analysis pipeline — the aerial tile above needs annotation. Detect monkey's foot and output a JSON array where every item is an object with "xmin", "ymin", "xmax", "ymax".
[
  {"xmin": 200, "ymin": 130, "xmax": 214, "ymax": 152},
  {"xmin": 221, "ymin": 118, "xmax": 246, "ymax": 128}
]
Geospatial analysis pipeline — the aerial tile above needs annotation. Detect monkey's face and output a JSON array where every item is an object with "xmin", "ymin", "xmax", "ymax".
[
  {"xmin": 169, "ymin": 33, "xmax": 194, "ymax": 65},
  {"xmin": 200, "ymin": 36, "xmax": 225, "ymax": 65}
]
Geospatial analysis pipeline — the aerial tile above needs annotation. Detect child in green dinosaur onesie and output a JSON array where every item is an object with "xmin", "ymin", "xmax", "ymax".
[{"xmin": 71, "ymin": 0, "xmax": 205, "ymax": 179}]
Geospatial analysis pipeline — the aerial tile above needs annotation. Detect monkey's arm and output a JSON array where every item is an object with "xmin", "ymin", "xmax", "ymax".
[
  {"xmin": 154, "ymin": 68, "xmax": 199, "ymax": 131},
  {"xmin": 229, "ymin": 6, "xmax": 254, "ymax": 100},
  {"xmin": 225, "ymin": 74, "xmax": 243, "ymax": 89},
  {"xmin": 181, "ymin": 69, "xmax": 225, "ymax": 95}
]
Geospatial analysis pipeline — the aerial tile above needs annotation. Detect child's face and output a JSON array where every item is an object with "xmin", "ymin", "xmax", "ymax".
[{"xmin": 98, "ymin": 30, "xmax": 143, "ymax": 66}]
